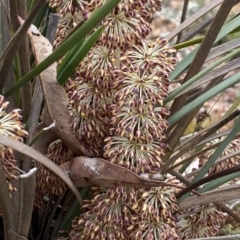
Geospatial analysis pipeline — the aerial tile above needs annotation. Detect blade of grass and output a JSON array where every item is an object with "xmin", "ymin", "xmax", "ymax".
[
  {"xmin": 4, "ymin": 0, "xmax": 121, "ymax": 97},
  {"xmin": 162, "ymin": 110, "xmax": 240, "ymax": 173},
  {"xmin": 23, "ymin": 13, "xmax": 60, "ymax": 172},
  {"xmin": 0, "ymin": 0, "xmax": 16, "ymax": 108},
  {"xmin": 200, "ymin": 171, "xmax": 240, "ymax": 193},
  {"xmin": 205, "ymin": 37, "xmax": 240, "ymax": 62},
  {"xmin": 184, "ymin": 132, "xmax": 240, "ymax": 179},
  {"xmin": 57, "ymin": 187, "xmax": 90, "ymax": 235},
  {"xmin": 45, "ymin": 13, "xmax": 60, "ymax": 45},
  {"xmin": 50, "ymin": 190, "xmax": 73, "ymax": 239},
  {"xmin": 0, "ymin": 159, "xmax": 16, "ymax": 240},
  {"xmin": 17, "ymin": 168, "xmax": 37, "ymax": 238},
  {"xmin": 172, "ymin": 37, "xmax": 240, "ymax": 83},
  {"xmin": 32, "ymin": 3, "xmax": 48, "ymax": 28},
  {"xmin": 167, "ymin": 165, "xmax": 240, "ymax": 222},
  {"xmin": 170, "ymin": 0, "xmax": 238, "ymax": 117},
  {"xmin": 18, "ymin": 1, "xmax": 32, "ymax": 121},
  {"xmin": 42, "ymin": 193, "xmax": 65, "ymax": 240},
  {"xmin": 182, "ymin": 17, "xmax": 213, "ymax": 42},
  {"xmin": 178, "ymin": 164, "xmax": 240, "ymax": 198},
  {"xmin": 173, "ymin": 37, "xmax": 203, "ymax": 49},
  {"xmin": 174, "ymin": 58, "xmax": 240, "ymax": 98}
]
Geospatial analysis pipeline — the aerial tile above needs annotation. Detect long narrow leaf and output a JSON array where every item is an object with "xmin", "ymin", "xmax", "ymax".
[
  {"xmin": 171, "ymin": 58, "xmax": 240, "ymax": 98},
  {"xmin": 166, "ymin": 0, "xmax": 223, "ymax": 41},
  {"xmin": 0, "ymin": 134, "xmax": 83, "ymax": 205},
  {"xmin": 165, "ymin": 48, "xmax": 240, "ymax": 103},
  {"xmin": 200, "ymin": 172, "xmax": 240, "ymax": 193},
  {"xmin": 205, "ymin": 37, "xmax": 240, "ymax": 62},
  {"xmin": 193, "ymin": 116, "xmax": 240, "ymax": 183},
  {"xmin": 57, "ymin": 39, "xmax": 85, "ymax": 75},
  {"xmin": 4, "ymin": 0, "xmax": 121, "ymax": 97},
  {"xmin": 57, "ymin": 26, "xmax": 104, "ymax": 85},
  {"xmin": 170, "ymin": 14, "xmax": 240, "ymax": 81},
  {"xmin": 168, "ymin": 71, "xmax": 240, "ymax": 125}
]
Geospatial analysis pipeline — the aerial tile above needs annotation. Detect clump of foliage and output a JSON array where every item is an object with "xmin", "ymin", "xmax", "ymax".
[{"xmin": 1, "ymin": 0, "xmax": 240, "ymax": 239}]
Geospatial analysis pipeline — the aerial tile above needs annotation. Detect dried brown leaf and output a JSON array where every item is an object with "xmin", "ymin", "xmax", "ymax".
[
  {"xmin": 23, "ymin": 18, "xmax": 91, "ymax": 157},
  {"xmin": 179, "ymin": 184, "xmax": 240, "ymax": 210},
  {"xmin": 60, "ymin": 157, "xmax": 168, "ymax": 188}
]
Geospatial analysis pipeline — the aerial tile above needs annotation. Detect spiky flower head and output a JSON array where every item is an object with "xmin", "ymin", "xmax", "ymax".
[
  {"xmin": 48, "ymin": 0, "xmax": 88, "ymax": 14},
  {"xmin": 177, "ymin": 204, "xmax": 225, "ymax": 239},
  {"xmin": 54, "ymin": 8, "xmax": 86, "ymax": 47},
  {"xmin": 124, "ymin": 38, "xmax": 177, "ymax": 76},
  {"xmin": 0, "ymin": 95, "xmax": 28, "ymax": 192},
  {"xmin": 98, "ymin": 9, "xmax": 151, "ymax": 50},
  {"xmin": 86, "ymin": 1, "xmax": 155, "ymax": 50},
  {"xmin": 104, "ymin": 121, "xmax": 169, "ymax": 174},
  {"xmin": 88, "ymin": 0, "xmax": 162, "ymax": 23},
  {"xmin": 69, "ymin": 186, "xmax": 138, "ymax": 240},
  {"xmin": 78, "ymin": 45, "xmax": 123, "ymax": 79},
  {"xmin": 36, "ymin": 139, "xmax": 75, "ymax": 195},
  {"xmin": 67, "ymin": 177, "xmax": 182, "ymax": 240},
  {"xmin": 66, "ymin": 76, "xmax": 114, "ymax": 156},
  {"xmin": 128, "ymin": 177, "xmax": 181, "ymax": 240},
  {"xmin": 103, "ymin": 39, "xmax": 177, "ymax": 173}
]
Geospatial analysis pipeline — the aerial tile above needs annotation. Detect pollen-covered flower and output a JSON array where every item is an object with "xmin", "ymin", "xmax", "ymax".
[
  {"xmin": 0, "ymin": 95, "xmax": 28, "ymax": 192},
  {"xmin": 177, "ymin": 204, "xmax": 225, "ymax": 239},
  {"xmin": 102, "ymin": 39, "xmax": 177, "ymax": 172},
  {"xmin": 128, "ymin": 177, "xmax": 181, "ymax": 240},
  {"xmin": 98, "ymin": 9, "xmax": 151, "ymax": 50},
  {"xmin": 78, "ymin": 45, "xmax": 123, "ymax": 78},
  {"xmin": 114, "ymin": 71, "xmax": 170, "ymax": 105},
  {"xmin": 69, "ymin": 186, "xmax": 138, "ymax": 240},
  {"xmin": 36, "ymin": 139, "xmax": 75, "ymax": 195},
  {"xmin": 88, "ymin": 0, "xmax": 162, "ymax": 23},
  {"xmin": 66, "ymin": 76, "xmax": 114, "ymax": 156},
  {"xmin": 129, "ymin": 218, "xmax": 179, "ymax": 240},
  {"xmin": 104, "ymin": 97, "xmax": 169, "ymax": 173},
  {"xmin": 0, "ymin": 96, "xmax": 28, "ymax": 139},
  {"xmin": 104, "ymin": 71, "xmax": 172, "ymax": 173},
  {"xmin": 48, "ymin": 0, "xmax": 88, "ymax": 15},
  {"xmin": 110, "ymin": 98, "xmax": 170, "ymax": 139},
  {"xmin": 104, "ymin": 135, "xmax": 167, "ymax": 173},
  {"xmin": 125, "ymin": 38, "xmax": 177, "ymax": 76},
  {"xmin": 137, "ymin": 177, "xmax": 180, "ymax": 220},
  {"xmin": 54, "ymin": 9, "xmax": 86, "ymax": 47},
  {"xmin": 138, "ymin": 0, "xmax": 162, "ymax": 22},
  {"xmin": 66, "ymin": 178, "xmax": 181, "ymax": 240}
]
